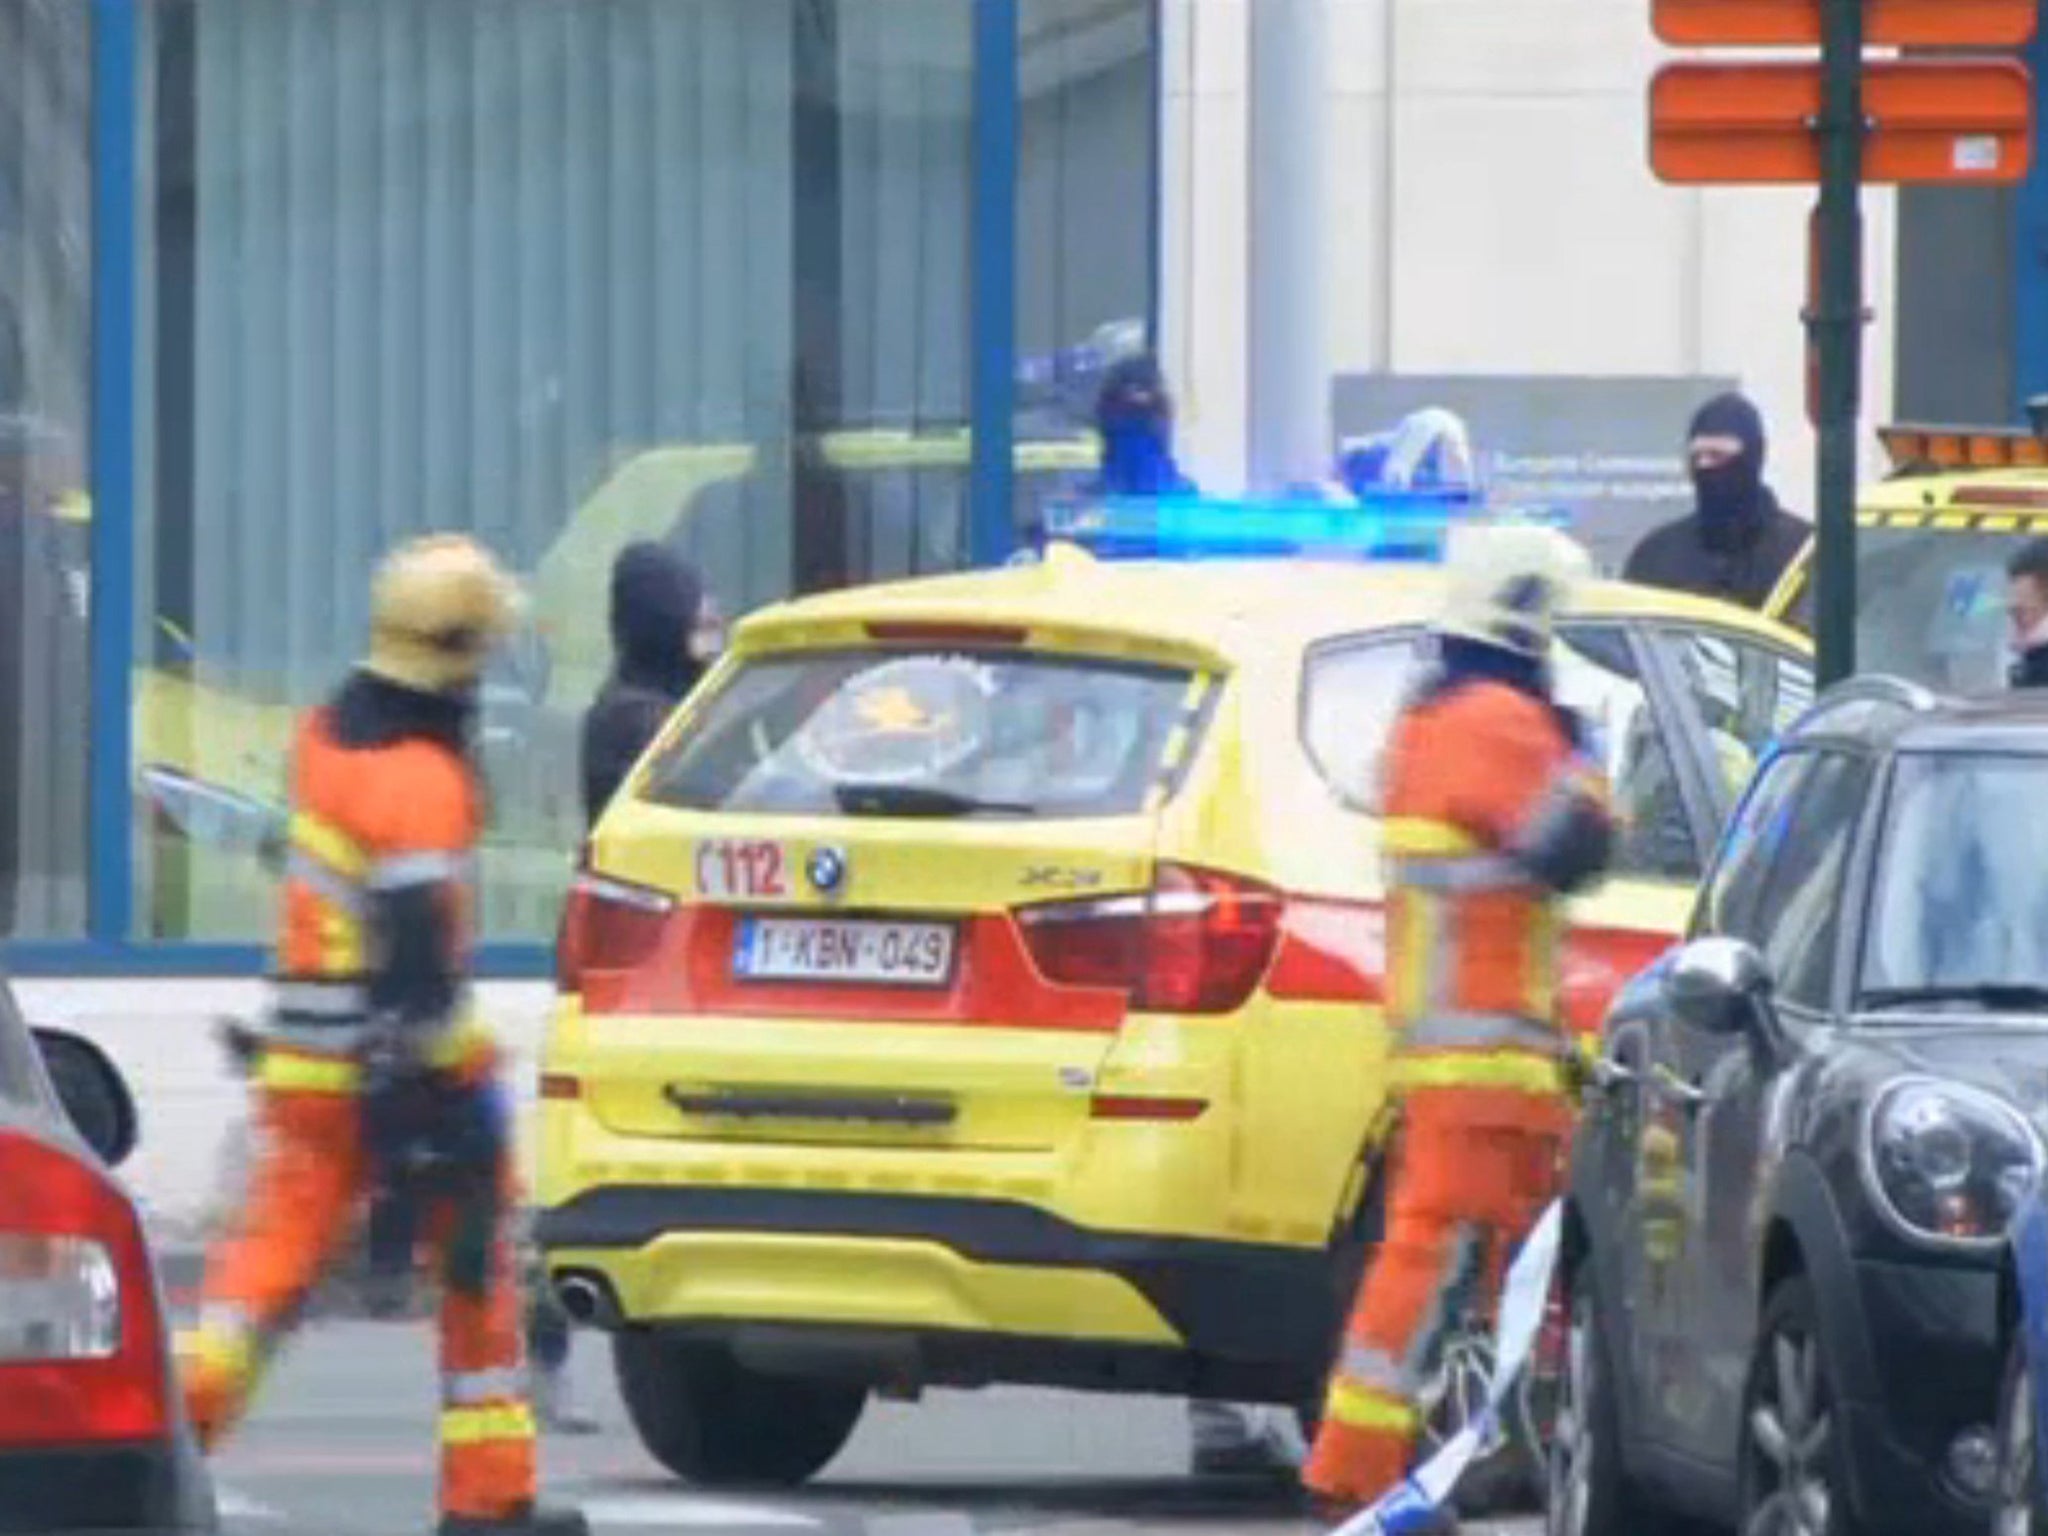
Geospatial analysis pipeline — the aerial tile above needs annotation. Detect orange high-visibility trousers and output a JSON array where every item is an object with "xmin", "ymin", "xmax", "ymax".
[
  {"xmin": 1303, "ymin": 1094, "xmax": 1562, "ymax": 1508},
  {"xmin": 178, "ymin": 1081, "xmax": 536, "ymax": 1523}
]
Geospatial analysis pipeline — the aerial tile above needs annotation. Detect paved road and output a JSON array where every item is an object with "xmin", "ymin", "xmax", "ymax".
[{"xmin": 207, "ymin": 1322, "xmax": 1539, "ymax": 1536}]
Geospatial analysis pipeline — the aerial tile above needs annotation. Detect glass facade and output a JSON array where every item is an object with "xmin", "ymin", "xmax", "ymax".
[
  {"xmin": 0, "ymin": 2, "xmax": 92, "ymax": 940},
  {"xmin": 1, "ymin": 0, "xmax": 1154, "ymax": 964},
  {"xmin": 1013, "ymin": 0, "xmax": 1153, "ymax": 529},
  {"xmin": 1016, "ymin": 0, "xmax": 1151, "ymax": 381}
]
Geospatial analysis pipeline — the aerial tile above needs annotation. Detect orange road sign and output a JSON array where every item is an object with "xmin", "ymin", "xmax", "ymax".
[
  {"xmin": 1653, "ymin": 0, "xmax": 2037, "ymax": 47},
  {"xmin": 1649, "ymin": 60, "xmax": 2035, "ymax": 185}
]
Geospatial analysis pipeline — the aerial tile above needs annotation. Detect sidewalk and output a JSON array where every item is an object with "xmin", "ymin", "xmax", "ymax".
[{"xmin": 16, "ymin": 978, "xmax": 556, "ymax": 1259}]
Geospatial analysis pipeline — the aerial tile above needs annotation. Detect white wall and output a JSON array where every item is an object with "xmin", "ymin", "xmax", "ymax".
[
  {"xmin": 1157, "ymin": 0, "xmax": 1899, "ymax": 515},
  {"xmin": 1159, "ymin": 0, "xmax": 1252, "ymax": 490}
]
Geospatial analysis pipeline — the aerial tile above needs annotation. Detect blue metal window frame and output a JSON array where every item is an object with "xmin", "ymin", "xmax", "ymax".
[
  {"xmin": 970, "ymin": 0, "xmax": 1167, "ymax": 553},
  {"xmin": 7, "ymin": 0, "xmax": 1159, "ymax": 977},
  {"xmin": 88, "ymin": 0, "xmax": 137, "ymax": 953},
  {"xmin": 4, "ymin": 0, "xmax": 149, "ymax": 976}
]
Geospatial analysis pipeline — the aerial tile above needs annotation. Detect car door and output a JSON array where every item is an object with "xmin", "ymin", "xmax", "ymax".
[
  {"xmin": 1550, "ymin": 623, "xmax": 1722, "ymax": 1035},
  {"xmin": 1763, "ymin": 548, "xmax": 1813, "ymax": 634},
  {"xmin": 1290, "ymin": 620, "xmax": 1720, "ymax": 1038},
  {"xmin": 1252, "ymin": 630, "xmax": 1421, "ymax": 1230},
  {"xmin": 1643, "ymin": 625, "xmax": 1816, "ymax": 829},
  {"xmin": 1651, "ymin": 747, "xmax": 1874, "ymax": 1463},
  {"xmin": 1613, "ymin": 747, "xmax": 1808, "ymax": 1447}
]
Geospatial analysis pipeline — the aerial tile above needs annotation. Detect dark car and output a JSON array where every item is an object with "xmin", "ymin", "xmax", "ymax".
[
  {"xmin": 1546, "ymin": 675, "xmax": 2048, "ymax": 1536},
  {"xmin": 0, "ymin": 977, "xmax": 216, "ymax": 1534}
]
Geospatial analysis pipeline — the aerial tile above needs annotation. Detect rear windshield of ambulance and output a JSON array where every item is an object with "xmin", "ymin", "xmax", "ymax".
[{"xmin": 640, "ymin": 647, "xmax": 1203, "ymax": 818}]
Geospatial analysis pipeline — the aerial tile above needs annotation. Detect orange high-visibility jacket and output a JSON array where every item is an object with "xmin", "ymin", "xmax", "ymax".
[
  {"xmin": 1378, "ymin": 675, "xmax": 1613, "ymax": 1131},
  {"xmin": 266, "ymin": 693, "xmax": 490, "ymax": 1094}
]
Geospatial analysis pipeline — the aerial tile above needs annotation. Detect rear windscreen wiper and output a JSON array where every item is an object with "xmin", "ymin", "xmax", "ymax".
[
  {"xmin": 1860, "ymin": 983, "xmax": 2048, "ymax": 1012},
  {"xmin": 830, "ymin": 781, "xmax": 1036, "ymax": 818}
]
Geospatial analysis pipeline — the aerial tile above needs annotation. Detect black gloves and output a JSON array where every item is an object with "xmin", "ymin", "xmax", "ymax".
[
  {"xmin": 356, "ymin": 1023, "xmax": 508, "ymax": 1299},
  {"xmin": 1550, "ymin": 701, "xmax": 1590, "ymax": 754}
]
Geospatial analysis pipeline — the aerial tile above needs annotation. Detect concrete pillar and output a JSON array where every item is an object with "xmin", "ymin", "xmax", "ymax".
[
  {"xmin": 1156, "ymin": 0, "xmax": 1248, "ymax": 492},
  {"xmin": 1246, "ymin": 0, "xmax": 1330, "ymax": 493}
]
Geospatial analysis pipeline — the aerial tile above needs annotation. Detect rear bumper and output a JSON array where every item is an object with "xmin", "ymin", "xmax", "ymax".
[
  {"xmin": 538, "ymin": 1185, "xmax": 1342, "ymax": 1377},
  {"xmin": 614, "ymin": 1318, "xmax": 1319, "ymax": 1404},
  {"xmin": 0, "ymin": 1439, "xmax": 215, "ymax": 1535}
]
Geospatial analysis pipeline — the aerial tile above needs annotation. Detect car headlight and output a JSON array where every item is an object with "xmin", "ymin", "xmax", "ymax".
[{"xmin": 1863, "ymin": 1077, "xmax": 2044, "ymax": 1246}]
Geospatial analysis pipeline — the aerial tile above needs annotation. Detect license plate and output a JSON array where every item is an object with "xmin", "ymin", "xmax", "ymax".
[{"xmin": 733, "ymin": 917, "xmax": 957, "ymax": 987}]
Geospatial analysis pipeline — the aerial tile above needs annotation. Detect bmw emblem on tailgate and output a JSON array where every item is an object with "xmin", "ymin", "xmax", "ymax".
[{"xmin": 807, "ymin": 845, "xmax": 848, "ymax": 897}]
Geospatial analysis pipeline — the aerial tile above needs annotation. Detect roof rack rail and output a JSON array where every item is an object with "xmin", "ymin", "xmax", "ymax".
[
  {"xmin": 1786, "ymin": 673, "xmax": 1941, "ymax": 741},
  {"xmin": 1819, "ymin": 673, "xmax": 1940, "ymax": 712}
]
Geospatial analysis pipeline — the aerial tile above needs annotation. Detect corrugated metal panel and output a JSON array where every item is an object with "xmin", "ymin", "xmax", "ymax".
[
  {"xmin": 1895, "ymin": 184, "xmax": 2015, "ymax": 425},
  {"xmin": 0, "ymin": 0, "xmax": 91, "ymax": 939},
  {"xmin": 188, "ymin": 0, "xmax": 800, "ymax": 699},
  {"xmin": 1017, "ymin": 0, "xmax": 1150, "ymax": 356},
  {"xmin": 169, "ymin": 0, "xmax": 988, "ymax": 940},
  {"xmin": 140, "ymin": 0, "xmax": 1148, "ymax": 946}
]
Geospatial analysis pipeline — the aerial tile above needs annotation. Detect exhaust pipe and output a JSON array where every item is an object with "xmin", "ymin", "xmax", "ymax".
[{"xmin": 554, "ymin": 1274, "xmax": 612, "ymax": 1328}]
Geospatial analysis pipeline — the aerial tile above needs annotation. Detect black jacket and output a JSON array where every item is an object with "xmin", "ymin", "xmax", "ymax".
[
  {"xmin": 580, "ymin": 543, "xmax": 705, "ymax": 827},
  {"xmin": 1627, "ymin": 393, "xmax": 1810, "ymax": 610},
  {"xmin": 1623, "ymin": 490, "xmax": 1810, "ymax": 610}
]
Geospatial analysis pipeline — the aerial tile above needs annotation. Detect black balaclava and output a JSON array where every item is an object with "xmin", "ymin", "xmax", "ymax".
[
  {"xmin": 1428, "ymin": 635, "xmax": 1586, "ymax": 751},
  {"xmin": 608, "ymin": 540, "xmax": 704, "ymax": 699},
  {"xmin": 1687, "ymin": 391, "xmax": 1768, "ymax": 550},
  {"xmin": 1094, "ymin": 354, "xmax": 1182, "ymax": 496},
  {"xmin": 330, "ymin": 670, "xmax": 480, "ymax": 774},
  {"xmin": 1435, "ymin": 634, "xmax": 1548, "ymax": 701}
]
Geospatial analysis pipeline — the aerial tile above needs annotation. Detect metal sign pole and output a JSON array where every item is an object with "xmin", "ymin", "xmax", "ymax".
[{"xmin": 1811, "ymin": 0, "xmax": 1865, "ymax": 686}]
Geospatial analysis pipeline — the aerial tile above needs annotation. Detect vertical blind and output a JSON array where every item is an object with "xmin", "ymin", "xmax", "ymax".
[
  {"xmin": 0, "ymin": 0, "xmax": 1155, "ymax": 952},
  {"xmin": 0, "ymin": 0, "xmax": 90, "ymax": 939},
  {"xmin": 186, "ymin": 0, "xmax": 812, "ymax": 699},
  {"xmin": 1017, "ymin": 0, "xmax": 1152, "ymax": 366},
  {"xmin": 158, "ymin": 0, "xmax": 979, "ymax": 940}
]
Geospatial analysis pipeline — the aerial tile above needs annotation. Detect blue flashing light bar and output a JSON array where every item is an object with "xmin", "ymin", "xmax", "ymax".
[{"xmin": 1039, "ymin": 494, "xmax": 1568, "ymax": 565}]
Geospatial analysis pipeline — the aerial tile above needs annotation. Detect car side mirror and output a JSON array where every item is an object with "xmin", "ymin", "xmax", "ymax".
[
  {"xmin": 31, "ymin": 1026, "xmax": 138, "ymax": 1168},
  {"xmin": 1664, "ymin": 936, "xmax": 1775, "ymax": 1045}
]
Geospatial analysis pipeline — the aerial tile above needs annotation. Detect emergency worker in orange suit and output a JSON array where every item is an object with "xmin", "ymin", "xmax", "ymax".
[
  {"xmin": 1302, "ymin": 523, "xmax": 1615, "ymax": 1529},
  {"xmin": 176, "ymin": 535, "xmax": 587, "ymax": 1536}
]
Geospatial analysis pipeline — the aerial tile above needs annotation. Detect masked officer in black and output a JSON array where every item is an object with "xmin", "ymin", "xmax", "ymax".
[
  {"xmin": 526, "ymin": 541, "xmax": 720, "ymax": 1430},
  {"xmin": 580, "ymin": 541, "xmax": 719, "ymax": 824},
  {"xmin": 1625, "ymin": 392, "xmax": 1809, "ymax": 609},
  {"xmin": 1089, "ymin": 353, "xmax": 1198, "ymax": 499}
]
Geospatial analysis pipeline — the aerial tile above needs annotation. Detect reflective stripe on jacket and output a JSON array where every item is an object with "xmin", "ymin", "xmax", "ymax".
[
  {"xmin": 1378, "ymin": 678, "xmax": 1613, "ymax": 1120},
  {"xmin": 265, "ymin": 706, "xmax": 490, "ymax": 1093}
]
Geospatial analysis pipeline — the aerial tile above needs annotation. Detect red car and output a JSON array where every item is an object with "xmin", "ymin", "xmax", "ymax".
[{"xmin": 0, "ymin": 977, "xmax": 216, "ymax": 1534}]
